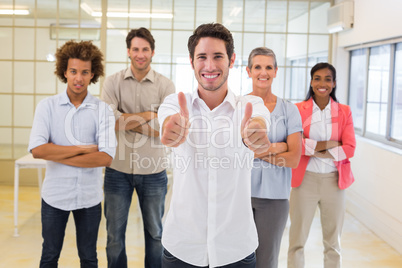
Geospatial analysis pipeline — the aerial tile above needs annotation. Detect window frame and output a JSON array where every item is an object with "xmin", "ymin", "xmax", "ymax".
[{"xmin": 348, "ymin": 40, "xmax": 402, "ymax": 149}]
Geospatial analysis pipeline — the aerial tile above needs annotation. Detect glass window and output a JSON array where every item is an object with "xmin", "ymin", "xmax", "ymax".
[
  {"xmin": 288, "ymin": 1, "xmax": 309, "ymax": 33},
  {"xmin": 308, "ymin": 35, "xmax": 329, "ymax": 66},
  {"xmin": 366, "ymin": 45, "xmax": 390, "ymax": 136},
  {"xmin": 153, "ymin": 30, "xmax": 173, "ymax": 64},
  {"xmin": 0, "ymin": 28, "xmax": 12, "ymax": 60},
  {"xmin": 0, "ymin": 95, "xmax": 12, "ymax": 126},
  {"xmin": 244, "ymin": 0, "xmax": 266, "ymax": 32},
  {"xmin": 174, "ymin": 0, "xmax": 195, "ymax": 30},
  {"xmin": 14, "ymin": 62, "xmax": 34, "ymax": 94},
  {"xmin": 0, "ymin": 128, "xmax": 12, "ymax": 159},
  {"xmin": 285, "ymin": 66, "xmax": 307, "ymax": 102},
  {"xmin": 37, "ymin": 0, "xmax": 57, "ymax": 27},
  {"xmin": 105, "ymin": 63, "xmax": 129, "ymax": 78},
  {"xmin": 15, "ymin": 0, "xmax": 35, "ymax": 26},
  {"xmin": 14, "ymin": 28, "xmax": 35, "ymax": 60},
  {"xmin": 222, "ymin": 0, "xmax": 243, "ymax": 32},
  {"xmin": 60, "ymin": 0, "xmax": 79, "ymax": 24},
  {"xmin": 129, "ymin": 0, "xmax": 151, "ymax": 29},
  {"xmin": 349, "ymin": 49, "xmax": 367, "ymax": 131},
  {"xmin": 36, "ymin": 28, "xmax": 57, "ymax": 61},
  {"xmin": 172, "ymin": 64, "xmax": 195, "ymax": 94},
  {"xmin": 14, "ymin": 95, "xmax": 34, "ymax": 127},
  {"xmin": 242, "ymin": 33, "xmax": 265, "ymax": 62},
  {"xmin": 0, "ymin": 0, "xmax": 333, "ymax": 162},
  {"xmin": 232, "ymin": 32, "xmax": 243, "ymax": 63},
  {"xmin": 14, "ymin": 128, "xmax": 32, "ymax": 158},
  {"xmin": 391, "ymin": 43, "xmax": 402, "ymax": 140},
  {"xmin": 172, "ymin": 31, "xmax": 192, "ymax": 64},
  {"xmin": 0, "ymin": 61, "xmax": 12, "ymax": 93},
  {"xmin": 106, "ymin": 29, "xmax": 128, "ymax": 62},
  {"xmin": 273, "ymin": 70, "xmax": 286, "ymax": 99},
  {"xmin": 196, "ymin": 0, "xmax": 217, "ymax": 26},
  {"xmin": 228, "ymin": 65, "xmax": 243, "ymax": 96},
  {"xmin": 36, "ymin": 62, "xmax": 57, "ymax": 94},
  {"xmin": 152, "ymin": 64, "xmax": 172, "ymax": 81},
  {"xmin": 265, "ymin": 33, "xmax": 286, "ymax": 66},
  {"xmin": 105, "ymin": 0, "xmax": 129, "ymax": 28},
  {"xmin": 266, "ymin": 0, "xmax": 287, "ymax": 33},
  {"xmin": 309, "ymin": 1, "xmax": 330, "ymax": 34},
  {"xmin": 286, "ymin": 34, "xmax": 308, "ymax": 66},
  {"xmin": 151, "ymin": 0, "xmax": 173, "ymax": 29}
]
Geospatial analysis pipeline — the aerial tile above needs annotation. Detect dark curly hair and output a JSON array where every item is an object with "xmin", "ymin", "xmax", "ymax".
[
  {"xmin": 188, "ymin": 23, "xmax": 234, "ymax": 64},
  {"xmin": 126, "ymin": 27, "xmax": 155, "ymax": 51},
  {"xmin": 305, "ymin": 62, "xmax": 338, "ymax": 102},
  {"xmin": 55, "ymin": 40, "xmax": 104, "ymax": 84}
]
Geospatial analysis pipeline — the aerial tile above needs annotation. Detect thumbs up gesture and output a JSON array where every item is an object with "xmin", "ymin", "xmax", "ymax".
[
  {"xmin": 161, "ymin": 92, "xmax": 191, "ymax": 147},
  {"xmin": 241, "ymin": 102, "xmax": 271, "ymax": 154}
]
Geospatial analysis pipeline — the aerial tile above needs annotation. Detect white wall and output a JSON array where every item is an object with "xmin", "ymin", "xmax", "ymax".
[
  {"xmin": 336, "ymin": 0, "xmax": 402, "ymax": 48},
  {"xmin": 333, "ymin": 0, "xmax": 402, "ymax": 254}
]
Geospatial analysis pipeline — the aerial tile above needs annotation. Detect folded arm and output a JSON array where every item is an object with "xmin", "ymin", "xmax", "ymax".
[
  {"xmin": 115, "ymin": 111, "xmax": 157, "ymax": 132},
  {"xmin": 132, "ymin": 122, "xmax": 159, "ymax": 137},
  {"xmin": 31, "ymin": 143, "xmax": 98, "ymax": 161},
  {"xmin": 257, "ymin": 132, "xmax": 302, "ymax": 168},
  {"xmin": 54, "ymin": 151, "xmax": 113, "ymax": 168}
]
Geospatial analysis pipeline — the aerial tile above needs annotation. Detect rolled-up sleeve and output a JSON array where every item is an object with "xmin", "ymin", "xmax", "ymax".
[
  {"xmin": 101, "ymin": 76, "xmax": 123, "ymax": 121},
  {"xmin": 28, "ymin": 99, "xmax": 50, "ymax": 152},
  {"xmin": 304, "ymin": 138, "xmax": 317, "ymax": 156},
  {"xmin": 157, "ymin": 93, "xmax": 181, "ymax": 134},
  {"xmin": 97, "ymin": 101, "xmax": 117, "ymax": 158},
  {"xmin": 244, "ymin": 95, "xmax": 271, "ymax": 133}
]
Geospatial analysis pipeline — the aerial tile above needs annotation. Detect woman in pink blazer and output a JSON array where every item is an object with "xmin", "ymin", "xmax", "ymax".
[{"xmin": 287, "ymin": 63, "xmax": 356, "ymax": 268}]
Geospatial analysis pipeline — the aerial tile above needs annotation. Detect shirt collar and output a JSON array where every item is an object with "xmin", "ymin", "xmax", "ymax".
[
  {"xmin": 190, "ymin": 88, "xmax": 237, "ymax": 110},
  {"xmin": 312, "ymin": 98, "xmax": 331, "ymax": 112},
  {"xmin": 58, "ymin": 90, "xmax": 96, "ymax": 108},
  {"xmin": 124, "ymin": 67, "xmax": 154, "ymax": 83}
]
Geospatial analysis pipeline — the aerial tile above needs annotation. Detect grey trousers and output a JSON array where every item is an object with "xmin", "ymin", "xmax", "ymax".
[
  {"xmin": 252, "ymin": 198, "xmax": 289, "ymax": 268},
  {"xmin": 288, "ymin": 171, "xmax": 345, "ymax": 268}
]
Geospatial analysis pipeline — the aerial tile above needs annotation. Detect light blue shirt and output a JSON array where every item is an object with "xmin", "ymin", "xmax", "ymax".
[
  {"xmin": 28, "ymin": 90, "xmax": 116, "ymax": 211},
  {"xmin": 251, "ymin": 97, "xmax": 302, "ymax": 199}
]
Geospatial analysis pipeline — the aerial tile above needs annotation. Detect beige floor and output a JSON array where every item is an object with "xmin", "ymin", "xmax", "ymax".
[{"xmin": 1, "ymin": 185, "xmax": 401, "ymax": 268}]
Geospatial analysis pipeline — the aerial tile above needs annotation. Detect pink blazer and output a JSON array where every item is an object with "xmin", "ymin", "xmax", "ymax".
[{"xmin": 292, "ymin": 98, "xmax": 356, "ymax": 190}]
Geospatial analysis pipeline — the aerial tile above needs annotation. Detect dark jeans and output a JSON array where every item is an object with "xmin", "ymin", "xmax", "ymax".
[
  {"xmin": 39, "ymin": 199, "xmax": 101, "ymax": 268},
  {"xmin": 104, "ymin": 167, "xmax": 168, "ymax": 268},
  {"xmin": 162, "ymin": 249, "xmax": 256, "ymax": 268}
]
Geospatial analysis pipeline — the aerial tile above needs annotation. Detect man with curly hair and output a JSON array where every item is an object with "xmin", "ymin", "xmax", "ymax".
[
  {"xmin": 28, "ymin": 40, "xmax": 116, "ymax": 268},
  {"xmin": 101, "ymin": 27, "xmax": 175, "ymax": 268}
]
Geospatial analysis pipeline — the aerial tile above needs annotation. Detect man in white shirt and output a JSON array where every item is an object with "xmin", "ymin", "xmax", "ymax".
[{"xmin": 158, "ymin": 23, "xmax": 271, "ymax": 268}]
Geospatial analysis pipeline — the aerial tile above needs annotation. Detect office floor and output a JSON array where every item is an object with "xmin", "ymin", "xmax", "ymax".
[{"xmin": 0, "ymin": 185, "xmax": 401, "ymax": 268}]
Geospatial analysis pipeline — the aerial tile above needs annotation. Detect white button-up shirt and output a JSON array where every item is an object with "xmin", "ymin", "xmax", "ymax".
[
  {"xmin": 306, "ymin": 99, "xmax": 345, "ymax": 173},
  {"xmin": 28, "ymin": 91, "xmax": 116, "ymax": 211},
  {"xmin": 158, "ymin": 89, "xmax": 270, "ymax": 267}
]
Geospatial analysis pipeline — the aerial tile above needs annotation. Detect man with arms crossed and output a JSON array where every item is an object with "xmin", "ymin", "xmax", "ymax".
[
  {"xmin": 29, "ymin": 40, "xmax": 116, "ymax": 267},
  {"xmin": 101, "ymin": 27, "xmax": 175, "ymax": 268},
  {"xmin": 158, "ymin": 23, "xmax": 271, "ymax": 268}
]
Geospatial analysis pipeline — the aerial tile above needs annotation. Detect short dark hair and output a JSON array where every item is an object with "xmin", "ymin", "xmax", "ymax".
[
  {"xmin": 54, "ymin": 40, "xmax": 104, "ymax": 84},
  {"xmin": 305, "ymin": 62, "xmax": 338, "ymax": 102},
  {"xmin": 126, "ymin": 27, "xmax": 155, "ymax": 51},
  {"xmin": 188, "ymin": 23, "xmax": 234, "ymax": 63}
]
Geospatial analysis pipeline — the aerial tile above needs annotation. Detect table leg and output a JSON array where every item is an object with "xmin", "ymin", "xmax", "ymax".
[
  {"xmin": 13, "ymin": 164, "xmax": 19, "ymax": 237},
  {"xmin": 37, "ymin": 167, "xmax": 43, "ymax": 193}
]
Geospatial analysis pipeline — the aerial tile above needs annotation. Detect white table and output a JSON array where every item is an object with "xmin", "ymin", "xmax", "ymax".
[{"xmin": 14, "ymin": 154, "xmax": 46, "ymax": 237}]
